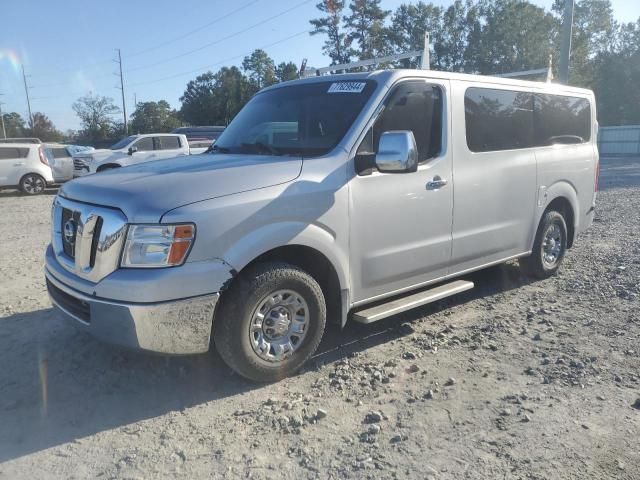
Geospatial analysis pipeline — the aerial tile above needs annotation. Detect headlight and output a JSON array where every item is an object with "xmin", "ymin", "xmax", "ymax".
[{"xmin": 121, "ymin": 224, "xmax": 195, "ymax": 268}]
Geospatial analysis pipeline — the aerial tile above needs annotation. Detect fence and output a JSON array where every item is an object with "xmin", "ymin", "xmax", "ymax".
[{"xmin": 598, "ymin": 125, "xmax": 640, "ymax": 156}]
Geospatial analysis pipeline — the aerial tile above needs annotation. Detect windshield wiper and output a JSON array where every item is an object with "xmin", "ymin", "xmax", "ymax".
[{"xmin": 240, "ymin": 142, "xmax": 284, "ymax": 156}]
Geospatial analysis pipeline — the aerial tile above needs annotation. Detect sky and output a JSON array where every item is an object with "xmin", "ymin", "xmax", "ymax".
[{"xmin": 1, "ymin": 0, "xmax": 639, "ymax": 132}]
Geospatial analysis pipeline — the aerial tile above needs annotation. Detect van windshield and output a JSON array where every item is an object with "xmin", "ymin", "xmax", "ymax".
[{"xmin": 214, "ymin": 80, "xmax": 376, "ymax": 157}]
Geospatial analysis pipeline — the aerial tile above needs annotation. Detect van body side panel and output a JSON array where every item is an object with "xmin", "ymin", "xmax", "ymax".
[{"xmin": 448, "ymin": 81, "xmax": 537, "ymax": 272}]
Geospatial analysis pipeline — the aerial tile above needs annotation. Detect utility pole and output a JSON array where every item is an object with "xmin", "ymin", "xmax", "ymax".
[
  {"xmin": 0, "ymin": 95, "xmax": 6, "ymax": 139},
  {"xmin": 558, "ymin": 0, "xmax": 575, "ymax": 84},
  {"xmin": 421, "ymin": 32, "xmax": 430, "ymax": 70},
  {"xmin": 114, "ymin": 49, "xmax": 128, "ymax": 135},
  {"xmin": 21, "ymin": 65, "xmax": 34, "ymax": 130},
  {"xmin": 133, "ymin": 92, "xmax": 137, "ymax": 109}
]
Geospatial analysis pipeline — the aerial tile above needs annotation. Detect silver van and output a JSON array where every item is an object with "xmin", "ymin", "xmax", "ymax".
[{"xmin": 45, "ymin": 70, "xmax": 598, "ymax": 381}]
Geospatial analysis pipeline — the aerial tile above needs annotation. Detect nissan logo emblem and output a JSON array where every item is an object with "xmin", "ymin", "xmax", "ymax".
[{"xmin": 63, "ymin": 219, "xmax": 77, "ymax": 244}]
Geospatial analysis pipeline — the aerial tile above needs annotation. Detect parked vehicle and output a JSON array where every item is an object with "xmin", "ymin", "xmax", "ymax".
[
  {"xmin": 45, "ymin": 144, "xmax": 75, "ymax": 182},
  {"xmin": 72, "ymin": 133, "xmax": 190, "ymax": 176},
  {"xmin": 46, "ymin": 70, "xmax": 598, "ymax": 382},
  {"xmin": 172, "ymin": 126, "xmax": 225, "ymax": 143},
  {"xmin": 172, "ymin": 126, "xmax": 226, "ymax": 154},
  {"xmin": 0, "ymin": 143, "xmax": 54, "ymax": 194}
]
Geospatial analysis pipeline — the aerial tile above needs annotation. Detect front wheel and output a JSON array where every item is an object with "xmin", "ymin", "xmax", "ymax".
[
  {"xmin": 20, "ymin": 173, "xmax": 46, "ymax": 195},
  {"xmin": 213, "ymin": 262, "xmax": 326, "ymax": 382},
  {"xmin": 520, "ymin": 210, "xmax": 568, "ymax": 279}
]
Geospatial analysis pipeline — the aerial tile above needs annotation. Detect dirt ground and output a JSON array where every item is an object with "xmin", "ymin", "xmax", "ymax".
[{"xmin": 0, "ymin": 157, "xmax": 638, "ymax": 480}]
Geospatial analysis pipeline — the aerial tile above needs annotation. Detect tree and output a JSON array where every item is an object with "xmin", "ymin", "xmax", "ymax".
[
  {"xmin": 30, "ymin": 112, "xmax": 63, "ymax": 142},
  {"xmin": 242, "ymin": 49, "xmax": 277, "ymax": 89},
  {"xmin": 72, "ymin": 94, "xmax": 120, "ymax": 142},
  {"xmin": 129, "ymin": 100, "xmax": 182, "ymax": 134},
  {"xmin": 180, "ymin": 67, "xmax": 253, "ymax": 126},
  {"xmin": 553, "ymin": 0, "xmax": 617, "ymax": 86},
  {"xmin": 275, "ymin": 61, "xmax": 299, "ymax": 82},
  {"xmin": 310, "ymin": 0, "xmax": 353, "ymax": 65},
  {"xmin": 1, "ymin": 112, "xmax": 27, "ymax": 138},
  {"xmin": 466, "ymin": 0, "xmax": 557, "ymax": 75},
  {"xmin": 344, "ymin": 0, "xmax": 390, "ymax": 59},
  {"xmin": 387, "ymin": 2, "xmax": 443, "ymax": 68}
]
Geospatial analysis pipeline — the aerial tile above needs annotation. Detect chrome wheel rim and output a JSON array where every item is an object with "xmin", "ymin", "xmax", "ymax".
[
  {"xmin": 249, "ymin": 289, "xmax": 309, "ymax": 363},
  {"xmin": 23, "ymin": 175, "xmax": 44, "ymax": 194},
  {"xmin": 541, "ymin": 223, "xmax": 563, "ymax": 268}
]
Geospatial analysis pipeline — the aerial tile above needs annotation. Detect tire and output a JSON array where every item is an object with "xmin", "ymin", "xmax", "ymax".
[
  {"xmin": 20, "ymin": 173, "xmax": 46, "ymax": 195},
  {"xmin": 213, "ymin": 262, "xmax": 326, "ymax": 382},
  {"xmin": 519, "ymin": 210, "xmax": 568, "ymax": 279}
]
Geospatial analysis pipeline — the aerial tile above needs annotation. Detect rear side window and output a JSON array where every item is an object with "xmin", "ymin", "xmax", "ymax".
[
  {"xmin": 50, "ymin": 147, "xmax": 70, "ymax": 158},
  {"xmin": 534, "ymin": 94, "xmax": 591, "ymax": 145},
  {"xmin": 465, "ymin": 88, "xmax": 534, "ymax": 152},
  {"xmin": 0, "ymin": 147, "xmax": 29, "ymax": 160},
  {"xmin": 157, "ymin": 136, "xmax": 181, "ymax": 150}
]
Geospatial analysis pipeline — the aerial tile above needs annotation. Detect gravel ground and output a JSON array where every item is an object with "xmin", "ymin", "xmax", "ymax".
[{"xmin": 0, "ymin": 157, "xmax": 638, "ymax": 480}]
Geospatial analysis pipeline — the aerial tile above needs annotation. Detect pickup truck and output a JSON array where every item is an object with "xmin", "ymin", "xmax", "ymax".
[
  {"xmin": 72, "ymin": 133, "xmax": 190, "ymax": 176},
  {"xmin": 46, "ymin": 70, "xmax": 598, "ymax": 382}
]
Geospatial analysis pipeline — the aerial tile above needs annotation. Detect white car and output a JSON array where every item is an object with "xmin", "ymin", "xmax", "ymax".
[
  {"xmin": 73, "ymin": 133, "xmax": 190, "ymax": 176},
  {"xmin": 0, "ymin": 143, "xmax": 55, "ymax": 194},
  {"xmin": 45, "ymin": 144, "xmax": 76, "ymax": 183}
]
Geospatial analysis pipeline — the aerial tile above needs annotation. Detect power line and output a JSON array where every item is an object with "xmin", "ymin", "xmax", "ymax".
[
  {"xmin": 126, "ymin": 0, "xmax": 313, "ymax": 73},
  {"xmin": 126, "ymin": 0, "xmax": 263, "ymax": 58},
  {"xmin": 128, "ymin": 29, "xmax": 311, "ymax": 87}
]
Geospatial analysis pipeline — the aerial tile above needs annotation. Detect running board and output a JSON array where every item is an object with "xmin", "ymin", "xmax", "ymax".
[{"xmin": 352, "ymin": 280, "xmax": 474, "ymax": 324}]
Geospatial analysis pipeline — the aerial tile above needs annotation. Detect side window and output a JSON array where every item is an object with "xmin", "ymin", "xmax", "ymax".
[
  {"xmin": 157, "ymin": 136, "xmax": 181, "ymax": 150},
  {"xmin": 133, "ymin": 137, "xmax": 154, "ymax": 152},
  {"xmin": 356, "ymin": 81, "xmax": 443, "ymax": 173},
  {"xmin": 51, "ymin": 147, "xmax": 70, "ymax": 158},
  {"xmin": 465, "ymin": 88, "xmax": 534, "ymax": 152},
  {"xmin": 534, "ymin": 94, "xmax": 591, "ymax": 145},
  {"xmin": 0, "ymin": 148, "xmax": 14, "ymax": 160},
  {"xmin": 0, "ymin": 147, "xmax": 23, "ymax": 160}
]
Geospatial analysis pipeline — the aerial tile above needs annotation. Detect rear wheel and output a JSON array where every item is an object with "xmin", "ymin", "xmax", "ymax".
[
  {"xmin": 20, "ymin": 173, "xmax": 46, "ymax": 195},
  {"xmin": 213, "ymin": 262, "xmax": 326, "ymax": 382},
  {"xmin": 520, "ymin": 210, "xmax": 568, "ymax": 279}
]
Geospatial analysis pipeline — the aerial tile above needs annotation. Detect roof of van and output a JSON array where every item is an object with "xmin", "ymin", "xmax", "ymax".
[{"xmin": 264, "ymin": 69, "xmax": 594, "ymax": 96}]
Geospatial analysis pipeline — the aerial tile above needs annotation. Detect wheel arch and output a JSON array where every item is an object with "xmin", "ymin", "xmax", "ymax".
[
  {"xmin": 535, "ymin": 182, "xmax": 578, "ymax": 249},
  {"xmin": 222, "ymin": 222, "xmax": 350, "ymax": 327}
]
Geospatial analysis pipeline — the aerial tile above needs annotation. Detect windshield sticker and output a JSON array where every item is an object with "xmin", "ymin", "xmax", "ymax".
[{"xmin": 328, "ymin": 82, "xmax": 367, "ymax": 93}]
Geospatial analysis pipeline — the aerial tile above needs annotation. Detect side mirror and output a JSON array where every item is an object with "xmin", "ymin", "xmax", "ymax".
[
  {"xmin": 128, "ymin": 146, "xmax": 138, "ymax": 156},
  {"xmin": 375, "ymin": 131, "xmax": 418, "ymax": 173}
]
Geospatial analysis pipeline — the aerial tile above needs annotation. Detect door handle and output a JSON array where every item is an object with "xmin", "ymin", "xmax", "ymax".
[{"xmin": 426, "ymin": 176, "xmax": 448, "ymax": 190}]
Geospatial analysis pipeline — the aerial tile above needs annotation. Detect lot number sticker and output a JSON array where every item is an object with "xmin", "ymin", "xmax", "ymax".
[{"xmin": 328, "ymin": 82, "xmax": 367, "ymax": 93}]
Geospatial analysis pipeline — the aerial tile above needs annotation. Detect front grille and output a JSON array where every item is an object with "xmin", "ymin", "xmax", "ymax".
[
  {"xmin": 47, "ymin": 279, "xmax": 91, "ymax": 323},
  {"xmin": 61, "ymin": 208, "xmax": 79, "ymax": 258},
  {"xmin": 73, "ymin": 158, "xmax": 88, "ymax": 169},
  {"xmin": 52, "ymin": 196, "xmax": 128, "ymax": 283}
]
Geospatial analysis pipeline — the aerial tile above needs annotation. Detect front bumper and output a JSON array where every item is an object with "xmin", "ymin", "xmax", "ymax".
[{"xmin": 45, "ymin": 269, "xmax": 219, "ymax": 354}]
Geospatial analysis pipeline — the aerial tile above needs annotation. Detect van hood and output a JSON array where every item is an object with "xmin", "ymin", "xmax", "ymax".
[{"xmin": 59, "ymin": 154, "xmax": 303, "ymax": 222}]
